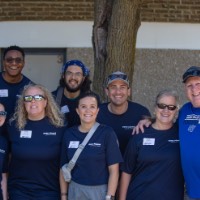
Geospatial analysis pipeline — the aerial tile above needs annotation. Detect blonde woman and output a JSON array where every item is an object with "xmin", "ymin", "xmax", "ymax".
[{"xmin": 8, "ymin": 84, "xmax": 65, "ymax": 200}]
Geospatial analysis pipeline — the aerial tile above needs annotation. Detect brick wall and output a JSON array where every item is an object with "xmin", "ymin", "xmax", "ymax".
[{"xmin": 0, "ymin": 0, "xmax": 200, "ymax": 23}]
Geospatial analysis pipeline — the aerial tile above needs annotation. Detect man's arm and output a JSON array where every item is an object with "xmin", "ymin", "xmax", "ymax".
[{"xmin": 132, "ymin": 118, "xmax": 152, "ymax": 134}]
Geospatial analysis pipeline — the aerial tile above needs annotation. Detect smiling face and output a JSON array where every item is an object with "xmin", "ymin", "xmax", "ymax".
[
  {"xmin": 154, "ymin": 95, "xmax": 178, "ymax": 127},
  {"xmin": 3, "ymin": 50, "xmax": 24, "ymax": 80},
  {"xmin": 76, "ymin": 96, "xmax": 99, "ymax": 126},
  {"xmin": 64, "ymin": 65, "xmax": 85, "ymax": 93},
  {"xmin": 185, "ymin": 76, "xmax": 200, "ymax": 108},
  {"xmin": 106, "ymin": 80, "xmax": 130, "ymax": 106},
  {"xmin": 24, "ymin": 86, "xmax": 47, "ymax": 120}
]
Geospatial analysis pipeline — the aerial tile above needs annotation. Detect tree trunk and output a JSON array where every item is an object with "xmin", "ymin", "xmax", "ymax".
[{"xmin": 93, "ymin": 0, "xmax": 142, "ymax": 101}]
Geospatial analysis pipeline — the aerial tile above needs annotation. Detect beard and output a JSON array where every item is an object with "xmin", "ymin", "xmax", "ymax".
[{"xmin": 65, "ymin": 80, "xmax": 83, "ymax": 93}]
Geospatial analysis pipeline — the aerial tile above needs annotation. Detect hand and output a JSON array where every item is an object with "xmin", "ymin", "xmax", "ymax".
[{"xmin": 132, "ymin": 119, "xmax": 152, "ymax": 135}]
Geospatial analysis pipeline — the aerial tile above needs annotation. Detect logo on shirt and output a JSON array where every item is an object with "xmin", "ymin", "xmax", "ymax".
[
  {"xmin": 43, "ymin": 132, "xmax": 56, "ymax": 136},
  {"xmin": 88, "ymin": 143, "xmax": 101, "ymax": 147},
  {"xmin": 168, "ymin": 139, "xmax": 179, "ymax": 143},
  {"xmin": 184, "ymin": 114, "xmax": 200, "ymax": 124},
  {"xmin": 188, "ymin": 125, "xmax": 196, "ymax": 133},
  {"xmin": 122, "ymin": 126, "xmax": 135, "ymax": 130}
]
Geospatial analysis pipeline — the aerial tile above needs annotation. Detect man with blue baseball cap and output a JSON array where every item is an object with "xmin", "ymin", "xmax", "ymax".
[{"xmin": 52, "ymin": 60, "xmax": 92, "ymax": 127}]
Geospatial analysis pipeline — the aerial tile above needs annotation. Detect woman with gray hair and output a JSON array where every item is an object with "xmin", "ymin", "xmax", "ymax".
[
  {"xmin": 8, "ymin": 84, "xmax": 66, "ymax": 200},
  {"xmin": 119, "ymin": 89, "xmax": 184, "ymax": 200}
]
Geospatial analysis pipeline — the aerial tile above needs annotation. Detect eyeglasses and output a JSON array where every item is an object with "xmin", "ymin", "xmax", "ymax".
[
  {"xmin": 0, "ymin": 111, "xmax": 7, "ymax": 116},
  {"xmin": 24, "ymin": 95, "xmax": 46, "ymax": 102},
  {"xmin": 5, "ymin": 57, "xmax": 24, "ymax": 64},
  {"xmin": 157, "ymin": 103, "xmax": 177, "ymax": 111},
  {"xmin": 65, "ymin": 71, "xmax": 83, "ymax": 78}
]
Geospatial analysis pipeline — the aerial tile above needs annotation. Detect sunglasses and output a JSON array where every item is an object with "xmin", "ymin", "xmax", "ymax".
[
  {"xmin": 157, "ymin": 103, "xmax": 177, "ymax": 111},
  {"xmin": 0, "ymin": 111, "xmax": 7, "ymax": 116},
  {"xmin": 5, "ymin": 57, "xmax": 23, "ymax": 64},
  {"xmin": 108, "ymin": 74, "xmax": 128, "ymax": 81},
  {"xmin": 24, "ymin": 95, "xmax": 45, "ymax": 102}
]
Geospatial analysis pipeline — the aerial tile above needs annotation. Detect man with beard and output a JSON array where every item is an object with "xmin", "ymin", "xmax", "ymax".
[
  {"xmin": 97, "ymin": 71, "xmax": 150, "ymax": 155},
  {"xmin": 52, "ymin": 60, "xmax": 92, "ymax": 127}
]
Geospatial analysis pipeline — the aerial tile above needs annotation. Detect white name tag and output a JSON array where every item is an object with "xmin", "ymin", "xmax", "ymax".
[
  {"xmin": 69, "ymin": 141, "xmax": 79, "ymax": 148},
  {"xmin": 0, "ymin": 89, "xmax": 8, "ymax": 97},
  {"xmin": 143, "ymin": 138, "xmax": 155, "ymax": 145},
  {"xmin": 61, "ymin": 105, "xmax": 70, "ymax": 113},
  {"xmin": 20, "ymin": 130, "xmax": 32, "ymax": 138}
]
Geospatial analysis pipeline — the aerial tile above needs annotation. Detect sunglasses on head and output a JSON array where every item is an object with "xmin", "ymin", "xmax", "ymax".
[
  {"xmin": 0, "ymin": 111, "xmax": 7, "ymax": 116},
  {"xmin": 108, "ymin": 74, "xmax": 128, "ymax": 81},
  {"xmin": 157, "ymin": 103, "xmax": 177, "ymax": 111},
  {"xmin": 24, "ymin": 95, "xmax": 45, "ymax": 102}
]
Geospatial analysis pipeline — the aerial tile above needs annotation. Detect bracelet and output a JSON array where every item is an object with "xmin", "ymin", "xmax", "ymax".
[
  {"xmin": 61, "ymin": 193, "xmax": 67, "ymax": 196},
  {"xmin": 105, "ymin": 195, "xmax": 115, "ymax": 200}
]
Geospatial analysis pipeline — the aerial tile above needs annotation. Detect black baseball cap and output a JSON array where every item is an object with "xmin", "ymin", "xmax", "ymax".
[{"xmin": 182, "ymin": 66, "xmax": 200, "ymax": 83}]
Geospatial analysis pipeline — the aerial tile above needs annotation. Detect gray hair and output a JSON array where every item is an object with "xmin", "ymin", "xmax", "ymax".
[{"xmin": 155, "ymin": 89, "xmax": 179, "ymax": 108}]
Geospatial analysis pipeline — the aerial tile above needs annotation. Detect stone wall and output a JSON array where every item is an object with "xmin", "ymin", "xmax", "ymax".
[{"xmin": 67, "ymin": 47, "xmax": 200, "ymax": 113}]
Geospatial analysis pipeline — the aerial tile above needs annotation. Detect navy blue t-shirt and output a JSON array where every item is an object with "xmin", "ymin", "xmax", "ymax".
[
  {"xmin": 0, "ymin": 72, "xmax": 32, "ymax": 121},
  {"xmin": 8, "ymin": 117, "xmax": 65, "ymax": 199},
  {"xmin": 97, "ymin": 101, "xmax": 150, "ymax": 155},
  {"xmin": 121, "ymin": 125, "xmax": 184, "ymax": 200},
  {"xmin": 52, "ymin": 88, "xmax": 80, "ymax": 128},
  {"xmin": 60, "ymin": 124, "xmax": 123, "ymax": 185},
  {"xmin": 0, "ymin": 133, "xmax": 8, "ymax": 200}
]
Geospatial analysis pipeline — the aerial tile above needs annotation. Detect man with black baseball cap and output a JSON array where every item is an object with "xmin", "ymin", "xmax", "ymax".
[
  {"xmin": 179, "ymin": 66, "xmax": 200, "ymax": 200},
  {"xmin": 133, "ymin": 66, "xmax": 200, "ymax": 200},
  {"xmin": 182, "ymin": 66, "xmax": 200, "ymax": 83}
]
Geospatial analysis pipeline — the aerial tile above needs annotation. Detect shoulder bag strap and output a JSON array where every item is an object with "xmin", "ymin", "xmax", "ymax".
[
  {"xmin": 55, "ymin": 87, "xmax": 64, "ymax": 106},
  {"xmin": 67, "ymin": 122, "xmax": 100, "ymax": 171}
]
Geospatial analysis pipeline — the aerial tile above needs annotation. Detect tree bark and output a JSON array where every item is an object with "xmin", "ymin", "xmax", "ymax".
[{"xmin": 93, "ymin": 0, "xmax": 142, "ymax": 101}]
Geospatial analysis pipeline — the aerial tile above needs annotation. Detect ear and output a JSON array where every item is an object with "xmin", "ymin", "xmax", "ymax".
[
  {"xmin": 44, "ymin": 99, "xmax": 47, "ymax": 107},
  {"xmin": 82, "ymin": 76, "xmax": 86, "ymax": 82},
  {"xmin": 105, "ymin": 88, "xmax": 109, "ymax": 96},
  {"xmin": 127, "ymin": 87, "xmax": 131, "ymax": 96},
  {"xmin": 76, "ymin": 108, "xmax": 79, "ymax": 115}
]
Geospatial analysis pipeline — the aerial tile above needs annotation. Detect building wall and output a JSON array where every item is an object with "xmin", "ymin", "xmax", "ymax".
[
  {"xmin": 0, "ymin": 0, "xmax": 200, "ymax": 23},
  {"xmin": 67, "ymin": 47, "xmax": 198, "ymax": 113},
  {"xmin": 1, "ymin": 1, "xmax": 200, "ymax": 111}
]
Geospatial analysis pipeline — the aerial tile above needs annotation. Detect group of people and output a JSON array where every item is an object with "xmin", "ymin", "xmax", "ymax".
[{"xmin": 0, "ymin": 44, "xmax": 199, "ymax": 200}]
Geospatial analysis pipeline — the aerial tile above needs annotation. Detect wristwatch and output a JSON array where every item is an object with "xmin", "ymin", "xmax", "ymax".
[{"xmin": 105, "ymin": 195, "xmax": 115, "ymax": 200}]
